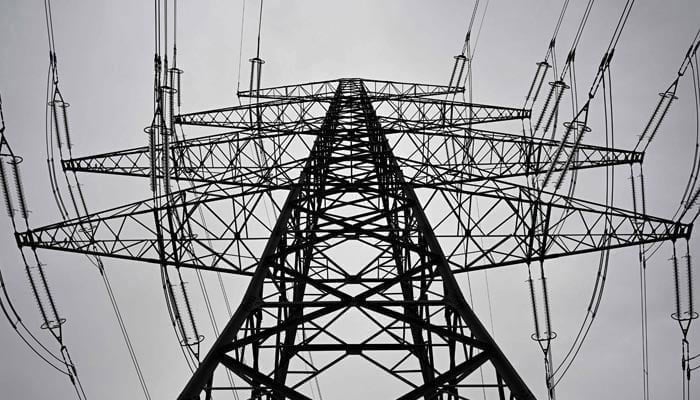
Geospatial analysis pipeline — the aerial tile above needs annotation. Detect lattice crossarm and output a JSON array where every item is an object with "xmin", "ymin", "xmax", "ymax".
[
  {"xmin": 375, "ymin": 98, "xmax": 530, "ymax": 130},
  {"xmin": 15, "ymin": 183, "xmax": 279, "ymax": 275},
  {"xmin": 175, "ymin": 98, "xmax": 328, "ymax": 131},
  {"xmin": 63, "ymin": 130, "xmax": 313, "ymax": 186},
  {"xmin": 397, "ymin": 137, "xmax": 641, "ymax": 185},
  {"xmin": 431, "ymin": 181, "xmax": 691, "ymax": 273},
  {"xmin": 237, "ymin": 78, "xmax": 463, "ymax": 101}
]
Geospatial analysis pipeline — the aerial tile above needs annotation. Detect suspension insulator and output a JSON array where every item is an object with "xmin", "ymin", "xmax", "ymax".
[
  {"xmin": 553, "ymin": 165, "xmax": 570, "ymax": 192},
  {"xmin": 541, "ymin": 121, "xmax": 575, "ymax": 189},
  {"xmin": 525, "ymin": 61, "xmax": 551, "ymax": 106},
  {"xmin": 527, "ymin": 265, "xmax": 541, "ymax": 339},
  {"xmin": 689, "ymin": 186, "xmax": 700, "ymax": 210},
  {"xmin": 10, "ymin": 159, "xmax": 29, "ymax": 220},
  {"xmin": 50, "ymin": 99, "xmax": 73, "ymax": 151},
  {"xmin": 448, "ymin": 54, "xmax": 468, "ymax": 90},
  {"xmin": 642, "ymin": 86, "xmax": 678, "ymax": 146},
  {"xmin": 177, "ymin": 70, "xmax": 182, "ymax": 108},
  {"xmin": 543, "ymin": 81, "xmax": 569, "ymax": 134},
  {"xmin": 169, "ymin": 67, "xmax": 183, "ymax": 109},
  {"xmin": 535, "ymin": 80, "xmax": 569, "ymax": 134},
  {"xmin": 671, "ymin": 242, "xmax": 698, "ymax": 325},
  {"xmin": 50, "ymin": 100, "xmax": 62, "ymax": 149},
  {"xmin": 630, "ymin": 169, "xmax": 641, "ymax": 225},
  {"xmin": 686, "ymin": 252, "xmax": 695, "ymax": 318},
  {"xmin": 161, "ymin": 125, "xmax": 172, "ymax": 195},
  {"xmin": 534, "ymin": 83, "xmax": 556, "ymax": 133},
  {"xmin": 638, "ymin": 170, "xmax": 648, "ymax": 214},
  {"xmin": 60, "ymin": 101, "xmax": 72, "ymax": 150},
  {"xmin": 527, "ymin": 263, "xmax": 556, "ymax": 352},
  {"xmin": 540, "ymin": 262, "xmax": 554, "ymax": 342},
  {"xmin": 554, "ymin": 121, "xmax": 591, "ymax": 191},
  {"xmin": 145, "ymin": 125, "xmax": 157, "ymax": 192},
  {"xmin": 0, "ymin": 159, "xmax": 14, "ymax": 218},
  {"xmin": 26, "ymin": 262, "xmax": 65, "ymax": 332},
  {"xmin": 169, "ymin": 281, "xmax": 204, "ymax": 347},
  {"xmin": 673, "ymin": 245, "xmax": 682, "ymax": 318},
  {"xmin": 248, "ymin": 57, "xmax": 265, "ymax": 96}
]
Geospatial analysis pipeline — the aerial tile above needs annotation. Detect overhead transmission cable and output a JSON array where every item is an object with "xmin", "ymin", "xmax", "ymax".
[
  {"xmin": 148, "ymin": 0, "xmax": 210, "ymax": 374},
  {"xmin": 530, "ymin": 0, "xmax": 597, "ymax": 244},
  {"xmin": 519, "ymin": 2, "xmax": 581, "ymax": 398},
  {"xmin": 521, "ymin": 2, "xmax": 637, "ymax": 397},
  {"xmin": 641, "ymin": 29, "xmax": 700, "ymax": 400},
  {"xmin": 0, "ymin": 266, "xmax": 69, "ymax": 375},
  {"xmin": 540, "ymin": 0, "xmax": 634, "ymax": 198},
  {"xmin": 0, "ymin": 92, "xmax": 87, "ymax": 400},
  {"xmin": 447, "ymin": 0, "xmax": 489, "ymax": 92},
  {"xmin": 549, "ymin": 61, "xmax": 617, "ymax": 390},
  {"xmin": 630, "ymin": 161, "xmax": 651, "ymax": 400},
  {"xmin": 446, "ymin": 3, "xmax": 498, "ymax": 398},
  {"xmin": 554, "ymin": 0, "xmax": 636, "ymax": 372},
  {"xmin": 0, "ymin": 93, "xmax": 76, "ymax": 375},
  {"xmin": 632, "ymin": 29, "xmax": 700, "ymax": 261},
  {"xmin": 470, "ymin": 0, "xmax": 491, "ymax": 58},
  {"xmin": 3, "ymin": 6, "xmax": 88, "ymax": 393},
  {"xmin": 243, "ymin": 0, "xmax": 278, "ymax": 233},
  {"xmin": 236, "ymin": 0, "xmax": 248, "ymax": 98},
  {"xmin": 533, "ymin": 0, "xmax": 594, "ymax": 142},
  {"xmin": 531, "ymin": 0, "xmax": 595, "ymax": 208},
  {"xmin": 618, "ymin": 27, "xmax": 700, "ymax": 400},
  {"xmin": 550, "ymin": 0, "xmax": 636, "ymax": 388},
  {"xmin": 523, "ymin": 0, "xmax": 570, "ymax": 112},
  {"xmin": 166, "ymin": 1, "xmax": 241, "ymax": 395},
  {"xmin": 238, "ymin": 3, "xmax": 321, "ymax": 397},
  {"xmin": 670, "ymin": 239, "xmax": 697, "ymax": 400},
  {"xmin": 449, "ymin": 0, "xmax": 493, "ymax": 244},
  {"xmin": 40, "ymin": 0, "xmax": 153, "ymax": 398}
]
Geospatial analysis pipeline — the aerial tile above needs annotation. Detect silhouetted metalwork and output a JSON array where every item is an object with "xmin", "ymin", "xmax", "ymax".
[{"xmin": 15, "ymin": 76, "xmax": 690, "ymax": 399}]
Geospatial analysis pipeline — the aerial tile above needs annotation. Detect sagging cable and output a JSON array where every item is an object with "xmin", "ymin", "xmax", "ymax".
[
  {"xmin": 523, "ymin": 0, "xmax": 570, "ymax": 133},
  {"xmin": 636, "ymin": 30, "xmax": 700, "ymax": 155},
  {"xmin": 634, "ymin": 29, "xmax": 700, "ymax": 261},
  {"xmin": 41, "ymin": 0, "xmax": 154, "ymax": 396},
  {"xmin": 531, "ymin": 0, "xmax": 595, "ymax": 138},
  {"xmin": 1, "ymin": 94, "xmax": 70, "ymax": 373},
  {"xmin": 0, "ymin": 91, "xmax": 86, "ymax": 399},
  {"xmin": 549, "ymin": 55, "xmax": 616, "ymax": 391}
]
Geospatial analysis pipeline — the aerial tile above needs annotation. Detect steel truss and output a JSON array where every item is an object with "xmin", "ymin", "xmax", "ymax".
[{"xmin": 16, "ymin": 78, "xmax": 691, "ymax": 399}]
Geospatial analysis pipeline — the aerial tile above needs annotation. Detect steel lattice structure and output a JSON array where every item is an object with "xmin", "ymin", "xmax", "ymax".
[{"xmin": 14, "ymin": 76, "xmax": 691, "ymax": 399}]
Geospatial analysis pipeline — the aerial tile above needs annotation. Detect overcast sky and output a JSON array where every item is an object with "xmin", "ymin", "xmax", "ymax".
[{"xmin": 2, "ymin": 1, "xmax": 700, "ymax": 399}]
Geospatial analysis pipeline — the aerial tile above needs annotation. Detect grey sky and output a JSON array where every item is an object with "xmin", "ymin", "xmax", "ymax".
[{"xmin": 1, "ymin": 1, "xmax": 700, "ymax": 399}]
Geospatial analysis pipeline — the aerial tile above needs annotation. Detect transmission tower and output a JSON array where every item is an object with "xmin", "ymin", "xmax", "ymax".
[
  {"xmin": 3, "ymin": 0, "xmax": 700, "ymax": 399},
  {"xmin": 13, "ymin": 71, "xmax": 690, "ymax": 399}
]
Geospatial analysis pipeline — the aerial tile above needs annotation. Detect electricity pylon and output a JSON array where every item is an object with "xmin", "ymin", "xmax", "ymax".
[{"xmin": 16, "ymin": 77, "xmax": 690, "ymax": 399}]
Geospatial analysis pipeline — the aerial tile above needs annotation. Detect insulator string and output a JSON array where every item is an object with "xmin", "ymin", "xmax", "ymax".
[
  {"xmin": 4, "ymin": 2, "xmax": 698, "ymax": 399},
  {"xmin": 550, "ymin": 60, "xmax": 616, "ymax": 390},
  {"xmin": 672, "ymin": 239, "xmax": 697, "ymax": 400},
  {"xmin": 0, "ymin": 92, "xmax": 88, "ymax": 398},
  {"xmin": 524, "ymin": 0, "xmax": 570, "ymax": 111},
  {"xmin": 35, "ymin": 1, "xmax": 155, "ymax": 398},
  {"xmin": 642, "ymin": 28, "xmax": 700, "ymax": 261}
]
